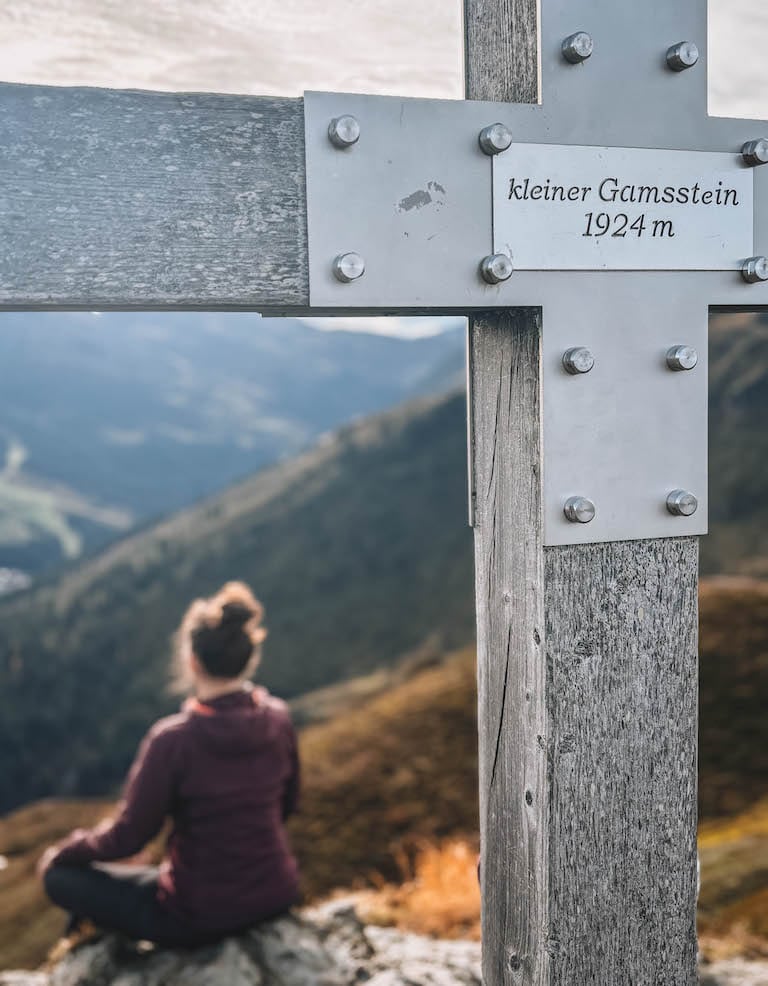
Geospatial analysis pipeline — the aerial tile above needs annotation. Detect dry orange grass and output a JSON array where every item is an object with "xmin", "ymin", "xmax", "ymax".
[
  {"xmin": 289, "ymin": 648, "xmax": 479, "ymax": 899},
  {"xmin": 698, "ymin": 796, "xmax": 768, "ymax": 959},
  {"xmin": 699, "ymin": 925, "xmax": 768, "ymax": 963},
  {"xmin": 356, "ymin": 838, "xmax": 481, "ymax": 940}
]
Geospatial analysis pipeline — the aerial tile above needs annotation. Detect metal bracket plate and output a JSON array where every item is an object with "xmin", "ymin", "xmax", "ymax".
[
  {"xmin": 541, "ymin": 282, "xmax": 707, "ymax": 546},
  {"xmin": 304, "ymin": 91, "xmax": 494, "ymax": 312},
  {"xmin": 304, "ymin": 38, "xmax": 768, "ymax": 546},
  {"xmin": 304, "ymin": 91, "xmax": 768, "ymax": 312},
  {"xmin": 306, "ymin": 92, "xmax": 711, "ymax": 545}
]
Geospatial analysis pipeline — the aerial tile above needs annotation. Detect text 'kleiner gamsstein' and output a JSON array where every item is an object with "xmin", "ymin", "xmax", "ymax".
[{"xmin": 508, "ymin": 176, "xmax": 740, "ymax": 207}]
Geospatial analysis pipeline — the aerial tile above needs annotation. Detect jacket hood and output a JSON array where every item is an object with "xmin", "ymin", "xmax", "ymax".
[{"xmin": 182, "ymin": 685, "xmax": 284, "ymax": 756}]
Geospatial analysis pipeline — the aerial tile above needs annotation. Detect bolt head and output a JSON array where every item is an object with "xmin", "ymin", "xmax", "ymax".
[
  {"xmin": 562, "ymin": 347, "xmax": 595, "ymax": 375},
  {"xmin": 666, "ymin": 345, "xmax": 699, "ymax": 371},
  {"xmin": 478, "ymin": 123, "xmax": 513, "ymax": 156},
  {"xmin": 332, "ymin": 252, "xmax": 365, "ymax": 283},
  {"xmin": 564, "ymin": 496, "xmax": 596, "ymax": 524},
  {"xmin": 328, "ymin": 115, "xmax": 361, "ymax": 149},
  {"xmin": 742, "ymin": 138, "xmax": 768, "ymax": 167},
  {"xmin": 562, "ymin": 32, "xmax": 594, "ymax": 64},
  {"xmin": 480, "ymin": 253, "xmax": 514, "ymax": 284},
  {"xmin": 667, "ymin": 489, "xmax": 698, "ymax": 517},
  {"xmin": 742, "ymin": 256, "xmax": 768, "ymax": 283},
  {"xmin": 666, "ymin": 41, "xmax": 699, "ymax": 71}
]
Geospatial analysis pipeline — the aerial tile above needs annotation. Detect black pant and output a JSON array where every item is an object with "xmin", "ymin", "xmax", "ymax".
[{"xmin": 44, "ymin": 863, "xmax": 228, "ymax": 948}]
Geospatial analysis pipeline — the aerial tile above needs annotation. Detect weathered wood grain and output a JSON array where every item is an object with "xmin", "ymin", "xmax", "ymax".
[
  {"xmin": 465, "ymin": 1, "xmax": 700, "ymax": 984},
  {"xmin": 469, "ymin": 312, "xmax": 549, "ymax": 986},
  {"xmin": 466, "ymin": 3, "xmax": 547, "ymax": 985},
  {"xmin": 546, "ymin": 538, "xmax": 699, "ymax": 985},
  {"xmin": 464, "ymin": 0, "xmax": 539, "ymax": 104},
  {"xmin": 0, "ymin": 83, "xmax": 307, "ymax": 311}
]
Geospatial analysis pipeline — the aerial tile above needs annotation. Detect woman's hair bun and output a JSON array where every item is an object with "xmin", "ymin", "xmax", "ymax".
[
  {"xmin": 220, "ymin": 601, "xmax": 256, "ymax": 628},
  {"xmin": 174, "ymin": 580, "xmax": 267, "ymax": 684},
  {"xmin": 214, "ymin": 581, "xmax": 263, "ymax": 629}
]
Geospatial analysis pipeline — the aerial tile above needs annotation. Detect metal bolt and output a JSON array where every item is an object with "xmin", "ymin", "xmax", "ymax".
[
  {"xmin": 562, "ymin": 32, "xmax": 594, "ymax": 64},
  {"xmin": 328, "ymin": 115, "xmax": 361, "ymax": 149},
  {"xmin": 742, "ymin": 138, "xmax": 768, "ymax": 167},
  {"xmin": 742, "ymin": 256, "xmax": 768, "ymax": 283},
  {"xmin": 479, "ymin": 253, "xmax": 514, "ymax": 284},
  {"xmin": 564, "ymin": 496, "xmax": 596, "ymax": 524},
  {"xmin": 478, "ymin": 123, "xmax": 513, "ymax": 156},
  {"xmin": 562, "ymin": 347, "xmax": 595, "ymax": 375},
  {"xmin": 666, "ymin": 41, "xmax": 699, "ymax": 71},
  {"xmin": 666, "ymin": 489, "xmax": 698, "ymax": 517},
  {"xmin": 666, "ymin": 345, "xmax": 698, "ymax": 371},
  {"xmin": 332, "ymin": 252, "xmax": 365, "ymax": 282}
]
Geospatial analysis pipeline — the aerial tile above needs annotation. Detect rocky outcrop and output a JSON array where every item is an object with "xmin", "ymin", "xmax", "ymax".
[
  {"xmin": 1, "ymin": 903, "xmax": 766, "ymax": 986},
  {"xmin": 699, "ymin": 960, "xmax": 768, "ymax": 986},
  {"xmin": 0, "ymin": 900, "xmax": 481, "ymax": 986}
]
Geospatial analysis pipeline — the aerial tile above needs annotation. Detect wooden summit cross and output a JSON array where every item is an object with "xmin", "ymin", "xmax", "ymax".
[{"xmin": 2, "ymin": 0, "xmax": 767, "ymax": 983}]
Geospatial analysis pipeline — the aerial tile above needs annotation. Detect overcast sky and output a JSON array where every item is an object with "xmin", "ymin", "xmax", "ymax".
[
  {"xmin": 0, "ymin": 1, "xmax": 763, "ymax": 114},
  {"xmin": 0, "ymin": 1, "xmax": 764, "ymax": 336}
]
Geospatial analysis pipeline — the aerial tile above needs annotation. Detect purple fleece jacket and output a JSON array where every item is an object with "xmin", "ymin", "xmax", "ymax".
[{"xmin": 54, "ymin": 685, "xmax": 301, "ymax": 932}]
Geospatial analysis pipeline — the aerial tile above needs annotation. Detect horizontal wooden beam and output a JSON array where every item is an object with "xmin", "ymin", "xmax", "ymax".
[
  {"xmin": 0, "ymin": 82, "xmax": 309, "ymax": 312},
  {"xmin": 3, "ymin": 80, "xmax": 768, "ymax": 317}
]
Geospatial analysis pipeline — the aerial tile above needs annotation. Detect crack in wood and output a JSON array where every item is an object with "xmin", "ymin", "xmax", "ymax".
[{"xmin": 490, "ymin": 623, "xmax": 513, "ymax": 791}]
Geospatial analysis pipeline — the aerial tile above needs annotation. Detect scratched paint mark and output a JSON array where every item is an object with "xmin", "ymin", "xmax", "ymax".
[
  {"xmin": 398, "ymin": 189, "xmax": 432, "ymax": 212},
  {"xmin": 396, "ymin": 179, "xmax": 447, "ymax": 214}
]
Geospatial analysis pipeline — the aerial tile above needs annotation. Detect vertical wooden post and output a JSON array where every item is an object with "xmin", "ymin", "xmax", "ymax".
[{"xmin": 465, "ymin": 5, "xmax": 700, "ymax": 985}]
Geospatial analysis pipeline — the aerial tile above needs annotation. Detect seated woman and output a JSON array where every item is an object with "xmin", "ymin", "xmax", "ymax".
[{"xmin": 39, "ymin": 581, "xmax": 300, "ymax": 948}]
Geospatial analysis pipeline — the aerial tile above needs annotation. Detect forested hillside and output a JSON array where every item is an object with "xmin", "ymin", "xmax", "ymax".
[{"xmin": 0, "ymin": 313, "xmax": 766, "ymax": 813}]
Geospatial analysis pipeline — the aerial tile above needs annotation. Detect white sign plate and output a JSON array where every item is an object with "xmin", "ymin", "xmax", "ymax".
[{"xmin": 492, "ymin": 145, "xmax": 754, "ymax": 271}]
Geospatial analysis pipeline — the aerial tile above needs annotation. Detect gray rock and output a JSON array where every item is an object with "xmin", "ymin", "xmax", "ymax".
[
  {"xmin": 364, "ymin": 927, "xmax": 482, "ymax": 985},
  {"xmin": 2, "ymin": 903, "xmax": 467, "ymax": 986},
  {"xmin": 243, "ymin": 912, "xmax": 342, "ymax": 985},
  {"xmin": 48, "ymin": 940, "xmax": 115, "ymax": 986},
  {"xmin": 0, "ymin": 975, "xmax": 49, "ymax": 986},
  {"xmin": 303, "ymin": 897, "xmax": 377, "ymax": 983},
  {"xmin": 700, "ymin": 959, "xmax": 768, "ymax": 986},
  {"xmin": 3, "ymin": 908, "xmax": 766, "ymax": 986},
  {"xmin": 307, "ymin": 900, "xmax": 482, "ymax": 986}
]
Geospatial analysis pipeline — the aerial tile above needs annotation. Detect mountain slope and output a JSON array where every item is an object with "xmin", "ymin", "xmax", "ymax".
[
  {"xmin": 0, "ymin": 313, "xmax": 463, "ymax": 574},
  {"xmin": 698, "ymin": 577, "xmax": 768, "ymax": 817},
  {"xmin": 704, "ymin": 312, "xmax": 768, "ymax": 576},
  {"xmin": 0, "ymin": 312, "xmax": 767, "ymax": 812},
  {"xmin": 2, "ymin": 590, "xmax": 768, "ymax": 970},
  {"xmin": 0, "ymin": 390, "xmax": 475, "ymax": 811},
  {"xmin": 1, "ymin": 308, "xmax": 762, "ymax": 581},
  {"xmin": 0, "ymin": 647, "xmax": 479, "ymax": 970}
]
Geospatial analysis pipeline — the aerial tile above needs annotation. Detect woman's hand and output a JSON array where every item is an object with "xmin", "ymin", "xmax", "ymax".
[{"xmin": 36, "ymin": 845, "xmax": 60, "ymax": 879}]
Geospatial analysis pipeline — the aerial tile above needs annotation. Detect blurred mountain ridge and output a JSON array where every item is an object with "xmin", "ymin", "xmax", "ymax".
[{"xmin": 0, "ymin": 313, "xmax": 463, "ymax": 575}]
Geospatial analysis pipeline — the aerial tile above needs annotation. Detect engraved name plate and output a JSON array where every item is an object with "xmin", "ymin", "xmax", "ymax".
[{"xmin": 492, "ymin": 144, "xmax": 754, "ymax": 271}]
